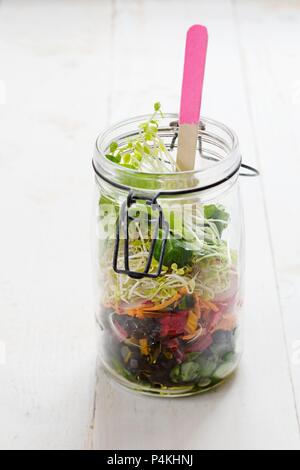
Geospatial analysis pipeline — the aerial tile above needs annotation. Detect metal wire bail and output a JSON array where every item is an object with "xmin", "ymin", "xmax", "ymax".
[{"xmin": 113, "ymin": 191, "xmax": 169, "ymax": 279}]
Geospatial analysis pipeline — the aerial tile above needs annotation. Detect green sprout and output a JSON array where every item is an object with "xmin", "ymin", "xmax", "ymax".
[{"xmin": 105, "ymin": 102, "xmax": 179, "ymax": 172}]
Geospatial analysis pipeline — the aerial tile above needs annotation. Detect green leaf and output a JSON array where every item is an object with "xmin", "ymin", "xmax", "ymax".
[
  {"xmin": 134, "ymin": 150, "xmax": 142, "ymax": 161},
  {"xmin": 204, "ymin": 204, "xmax": 230, "ymax": 236},
  {"xmin": 143, "ymin": 145, "xmax": 151, "ymax": 155},
  {"xmin": 109, "ymin": 141, "xmax": 118, "ymax": 153},
  {"xmin": 154, "ymin": 102, "xmax": 161, "ymax": 112},
  {"xmin": 139, "ymin": 123, "xmax": 148, "ymax": 132},
  {"xmin": 145, "ymin": 132, "xmax": 153, "ymax": 141},
  {"xmin": 153, "ymin": 233, "xmax": 199, "ymax": 268},
  {"xmin": 135, "ymin": 142, "xmax": 143, "ymax": 153},
  {"xmin": 123, "ymin": 153, "xmax": 131, "ymax": 164},
  {"xmin": 122, "ymin": 163, "xmax": 138, "ymax": 169},
  {"xmin": 105, "ymin": 153, "xmax": 121, "ymax": 164}
]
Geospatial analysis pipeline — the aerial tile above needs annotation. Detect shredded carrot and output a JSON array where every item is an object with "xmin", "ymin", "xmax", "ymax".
[
  {"xmin": 143, "ymin": 288, "xmax": 187, "ymax": 311},
  {"xmin": 199, "ymin": 298, "xmax": 219, "ymax": 312},
  {"xmin": 139, "ymin": 338, "xmax": 149, "ymax": 356},
  {"xmin": 125, "ymin": 288, "xmax": 188, "ymax": 316},
  {"xmin": 124, "ymin": 307, "xmax": 147, "ymax": 318}
]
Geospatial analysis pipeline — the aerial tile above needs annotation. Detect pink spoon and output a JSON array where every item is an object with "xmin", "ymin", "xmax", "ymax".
[{"xmin": 176, "ymin": 25, "xmax": 208, "ymax": 171}]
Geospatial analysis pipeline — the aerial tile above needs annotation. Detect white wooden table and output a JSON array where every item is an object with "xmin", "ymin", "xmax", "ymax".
[{"xmin": 0, "ymin": 0, "xmax": 300, "ymax": 450}]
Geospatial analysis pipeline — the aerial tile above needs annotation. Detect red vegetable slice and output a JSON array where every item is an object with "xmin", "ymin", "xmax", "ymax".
[{"xmin": 160, "ymin": 310, "xmax": 189, "ymax": 337}]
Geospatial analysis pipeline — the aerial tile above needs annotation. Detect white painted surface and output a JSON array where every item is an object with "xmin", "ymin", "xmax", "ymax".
[{"xmin": 0, "ymin": 0, "xmax": 299, "ymax": 450}]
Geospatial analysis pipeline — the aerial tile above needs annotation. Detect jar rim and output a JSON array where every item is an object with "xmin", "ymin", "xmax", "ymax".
[{"xmin": 93, "ymin": 113, "xmax": 241, "ymax": 195}]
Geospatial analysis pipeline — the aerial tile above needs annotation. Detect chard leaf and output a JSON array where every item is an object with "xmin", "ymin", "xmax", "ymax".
[{"xmin": 153, "ymin": 235, "xmax": 195, "ymax": 268}]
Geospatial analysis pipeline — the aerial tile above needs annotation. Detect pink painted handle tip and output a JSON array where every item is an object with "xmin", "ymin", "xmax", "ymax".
[{"xmin": 179, "ymin": 24, "xmax": 208, "ymax": 125}]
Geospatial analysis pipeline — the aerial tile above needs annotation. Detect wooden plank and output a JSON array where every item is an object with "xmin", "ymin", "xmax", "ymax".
[
  {"xmin": 233, "ymin": 0, "xmax": 300, "ymax": 431},
  {"xmin": 0, "ymin": 0, "xmax": 112, "ymax": 450},
  {"xmin": 92, "ymin": 0, "xmax": 300, "ymax": 450}
]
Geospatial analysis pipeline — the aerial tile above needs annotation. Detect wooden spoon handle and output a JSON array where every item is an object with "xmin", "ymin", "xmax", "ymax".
[{"xmin": 176, "ymin": 25, "xmax": 208, "ymax": 171}]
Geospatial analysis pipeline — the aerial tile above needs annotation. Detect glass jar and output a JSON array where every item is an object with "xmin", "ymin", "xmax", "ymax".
[{"xmin": 92, "ymin": 113, "xmax": 257, "ymax": 397}]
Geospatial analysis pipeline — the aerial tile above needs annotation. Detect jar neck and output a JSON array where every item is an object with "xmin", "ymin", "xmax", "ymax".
[{"xmin": 93, "ymin": 114, "xmax": 241, "ymax": 198}]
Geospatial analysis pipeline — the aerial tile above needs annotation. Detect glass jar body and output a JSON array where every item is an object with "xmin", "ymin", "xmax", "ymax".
[{"xmin": 94, "ymin": 182, "xmax": 244, "ymax": 397}]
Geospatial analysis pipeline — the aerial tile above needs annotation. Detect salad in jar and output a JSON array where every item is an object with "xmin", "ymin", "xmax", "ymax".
[{"xmin": 95, "ymin": 104, "xmax": 242, "ymax": 396}]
